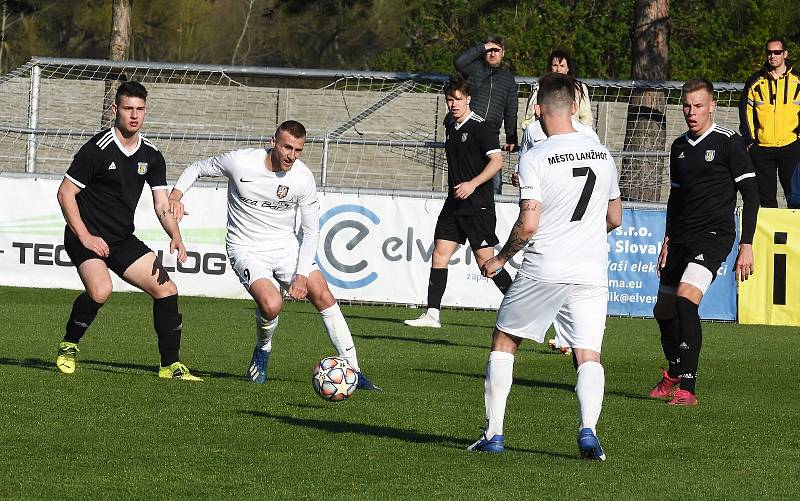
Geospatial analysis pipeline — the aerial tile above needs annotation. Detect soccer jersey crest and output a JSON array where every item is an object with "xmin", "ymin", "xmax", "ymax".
[
  {"xmin": 276, "ymin": 185, "xmax": 289, "ymax": 199},
  {"xmin": 704, "ymin": 150, "xmax": 715, "ymax": 162},
  {"xmin": 137, "ymin": 162, "xmax": 148, "ymax": 175},
  {"xmin": 461, "ymin": 132, "xmax": 468, "ymax": 142}
]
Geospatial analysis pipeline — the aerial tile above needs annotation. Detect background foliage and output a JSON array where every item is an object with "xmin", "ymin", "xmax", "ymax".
[{"xmin": 1, "ymin": 0, "xmax": 799, "ymax": 80}]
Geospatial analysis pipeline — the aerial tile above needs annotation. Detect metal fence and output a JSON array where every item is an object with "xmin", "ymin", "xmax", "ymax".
[{"xmin": 0, "ymin": 57, "xmax": 750, "ymax": 203}]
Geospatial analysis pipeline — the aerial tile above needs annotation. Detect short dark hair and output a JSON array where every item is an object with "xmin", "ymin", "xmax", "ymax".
[
  {"xmin": 765, "ymin": 37, "xmax": 786, "ymax": 51},
  {"xmin": 682, "ymin": 78, "xmax": 715, "ymax": 98},
  {"xmin": 537, "ymin": 72, "xmax": 576, "ymax": 110},
  {"xmin": 445, "ymin": 74, "xmax": 471, "ymax": 98},
  {"xmin": 114, "ymin": 81, "xmax": 148, "ymax": 105},
  {"xmin": 276, "ymin": 120, "xmax": 306, "ymax": 139},
  {"xmin": 483, "ymin": 35, "xmax": 504, "ymax": 48},
  {"xmin": 548, "ymin": 48, "xmax": 576, "ymax": 76}
]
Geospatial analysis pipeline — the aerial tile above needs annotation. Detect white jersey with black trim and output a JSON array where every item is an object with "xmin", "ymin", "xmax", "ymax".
[
  {"xmin": 517, "ymin": 132, "xmax": 621, "ymax": 286},
  {"xmin": 173, "ymin": 148, "xmax": 320, "ymax": 275}
]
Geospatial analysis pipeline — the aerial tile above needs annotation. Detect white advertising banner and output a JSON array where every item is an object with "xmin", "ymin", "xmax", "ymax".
[{"xmin": 0, "ymin": 177, "xmax": 522, "ymax": 309}]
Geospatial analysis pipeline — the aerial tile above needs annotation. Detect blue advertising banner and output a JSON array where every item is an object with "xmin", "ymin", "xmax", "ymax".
[{"xmin": 606, "ymin": 208, "xmax": 737, "ymax": 320}]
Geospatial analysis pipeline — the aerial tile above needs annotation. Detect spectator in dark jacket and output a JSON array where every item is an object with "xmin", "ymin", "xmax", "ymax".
[{"xmin": 454, "ymin": 35, "xmax": 518, "ymax": 194}]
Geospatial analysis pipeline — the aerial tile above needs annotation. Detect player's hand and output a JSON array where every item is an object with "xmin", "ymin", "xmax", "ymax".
[
  {"xmin": 453, "ymin": 180, "xmax": 476, "ymax": 199},
  {"xmin": 288, "ymin": 274, "xmax": 308, "ymax": 300},
  {"xmin": 656, "ymin": 238, "xmax": 669, "ymax": 277},
  {"xmin": 480, "ymin": 256, "xmax": 505, "ymax": 278},
  {"xmin": 170, "ymin": 237, "xmax": 187, "ymax": 264},
  {"xmin": 168, "ymin": 198, "xmax": 187, "ymax": 223},
  {"xmin": 735, "ymin": 243, "xmax": 754, "ymax": 282},
  {"xmin": 503, "ymin": 143, "xmax": 518, "ymax": 153},
  {"xmin": 79, "ymin": 233, "xmax": 109, "ymax": 257},
  {"xmin": 510, "ymin": 171, "xmax": 520, "ymax": 188}
]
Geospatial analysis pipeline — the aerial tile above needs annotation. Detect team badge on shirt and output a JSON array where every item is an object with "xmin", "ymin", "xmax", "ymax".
[
  {"xmin": 276, "ymin": 185, "xmax": 289, "ymax": 199},
  {"xmin": 137, "ymin": 162, "xmax": 148, "ymax": 175},
  {"xmin": 461, "ymin": 133, "xmax": 468, "ymax": 143},
  {"xmin": 704, "ymin": 150, "xmax": 715, "ymax": 162}
]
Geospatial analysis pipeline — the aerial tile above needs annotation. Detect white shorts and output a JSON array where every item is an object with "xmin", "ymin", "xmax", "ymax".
[
  {"xmin": 227, "ymin": 240, "xmax": 318, "ymax": 291},
  {"xmin": 495, "ymin": 276, "xmax": 608, "ymax": 353}
]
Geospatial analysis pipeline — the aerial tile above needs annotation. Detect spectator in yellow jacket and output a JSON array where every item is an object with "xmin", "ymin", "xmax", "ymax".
[{"xmin": 739, "ymin": 37, "xmax": 800, "ymax": 207}]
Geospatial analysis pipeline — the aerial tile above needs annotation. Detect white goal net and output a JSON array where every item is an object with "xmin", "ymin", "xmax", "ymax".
[{"xmin": 0, "ymin": 57, "xmax": 744, "ymax": 203}]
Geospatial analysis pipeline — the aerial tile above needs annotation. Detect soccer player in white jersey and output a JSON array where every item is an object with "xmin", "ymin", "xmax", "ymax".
[
  {"xmin": 468, "ymin": 73, "xmax": 622, "ymax": 460},
  {"xmin": 168, "ymin": 121, "xmax": 379, "ymax": 390}
]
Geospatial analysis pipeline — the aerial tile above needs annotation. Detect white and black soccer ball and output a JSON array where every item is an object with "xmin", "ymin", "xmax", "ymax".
[{"xmin": 312, "ymin": 356, "xmax": 358, "ymax": 402}]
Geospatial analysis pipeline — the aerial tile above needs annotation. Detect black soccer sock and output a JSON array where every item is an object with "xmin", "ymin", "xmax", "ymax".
[
  {"xmin": 676, "ymin": 296, "xmax": 702, "ymax": 394},
  {"xmin": 491, "ymin": 268, "xmax": 512, "ymax": 294},
  {"xmin": 657, "ymin": 316, "xmax": 682, "ymax": 378},
  {"xmin": 153, "ymin": 294, "xmax": 182, "ymax": 367},
  {"xmin": 426, "ymin": 268, "xmax": 448, "ymax": 310},
  {"xmin": 64, "ymin": 293, "xmax": 104, "ymax": 343}
]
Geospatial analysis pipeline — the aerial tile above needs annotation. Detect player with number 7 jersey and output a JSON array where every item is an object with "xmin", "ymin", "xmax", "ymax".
[{"xmin": 516, "ymin": 132, "xmax": 620, "ymax": 285}]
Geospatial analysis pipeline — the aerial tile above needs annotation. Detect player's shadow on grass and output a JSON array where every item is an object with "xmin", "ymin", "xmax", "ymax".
[
  {"xmin": 242, "ymin": 410, "xmax": 574, "ymax": 458},
  {"xmin": 77, "ymin": 359, "xmax": 242, "ymax": 380},
  {"xmin": 0, "ymin": 357, "xmax": 55, "ymax": 372},
  {"xmin": 353, "ymin": 332, "xmax": 484, "ymax": 349},
  {"xmin": 288, "ymin": 309, "xmax": 497, "ymax": 330},
  {"xmin": 418, "ymin": 368, "xmax": 575, "ymax": 393}
]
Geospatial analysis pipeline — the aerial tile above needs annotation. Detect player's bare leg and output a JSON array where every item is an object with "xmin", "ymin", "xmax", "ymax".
[
  {"xmin": 122, "ymin": 253, "xmax": 201, "ymax": 381},
  {"xmin": 405, "ymin": 239, "xmax": 459, "ymax": 328},
  {"xmin": 306, "ymin": 271, "xmax": 379, "ymax": 390},
  {"xmin": 472, "ymin": 246, "xmax": 512, "ymax": 294},
  {"xmin": 57, "ymin": 259, "xmax": 112, "ymax": 374},
  {"xmin": 246, "ymin": 278, "xmax": 283, "ymax": 383}
]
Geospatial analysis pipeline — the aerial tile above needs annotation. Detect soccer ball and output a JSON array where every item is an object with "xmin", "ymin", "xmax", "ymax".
[{"xmin": 312, "ymin": 357, "xmax": 358, "ymax": 402}]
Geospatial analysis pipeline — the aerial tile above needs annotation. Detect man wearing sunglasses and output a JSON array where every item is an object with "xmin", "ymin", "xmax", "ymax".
[
  {"xmin": 454, "ymin": 35, "xmax": 518, "ymax": 194},
  {"xmin": 739, "ymin": 38, "xmax": 800, "ymax": 207}
]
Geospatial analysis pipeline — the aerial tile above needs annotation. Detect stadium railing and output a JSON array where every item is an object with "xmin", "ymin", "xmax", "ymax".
[{"xmin": 0, "ymin": 57, "xmax": 749, "ymax": 204}]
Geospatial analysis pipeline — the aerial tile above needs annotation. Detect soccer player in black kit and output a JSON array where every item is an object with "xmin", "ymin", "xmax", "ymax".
[
  {"xmin": 648, "ymin": 78, "xmax": 758, "ymax": 405},
  {"xmin": 405, "ymin": 75, "xmax": 513, "ymax": 328},
  {"xmin": 55, "ymin": 81, "xmax": 201, "ymax": 381}
]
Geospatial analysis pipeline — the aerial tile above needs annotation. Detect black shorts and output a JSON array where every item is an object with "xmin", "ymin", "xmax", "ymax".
[
  {"xmin": 659, "ymin": 235, "xmax": 734, "ymax": 287},
  {"xmin": 64, "ymin": 226, "xmax": 152, "ymax": 277},
  {"xmin": 433, "ymin": 213, "xmax": 499, "ymax": 250}
]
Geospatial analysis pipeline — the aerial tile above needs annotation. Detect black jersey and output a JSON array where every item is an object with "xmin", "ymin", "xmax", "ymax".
[
  {"xmin": 65, "ymin": 128, "xmax": 167, "ymax": 244},
  {"xmin": 666, "ymin": 124, "xmax": 756, "ymax": 243},
  {"xmin": 441, "ymin": 112, "xmax": 502, "ymax": 216}
]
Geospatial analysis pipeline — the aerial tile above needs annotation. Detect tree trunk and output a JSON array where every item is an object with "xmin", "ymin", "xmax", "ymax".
[
  {"xmin": 102, "ymin": 0, "xmax": 131, "ymax": 128},
  {"xmin": 621, "ymin": 0, "xmax": 669, "ymax": 202},
  {"xmin": 0, "ymin": 0, "xmax": 7, "ymax": 75}
]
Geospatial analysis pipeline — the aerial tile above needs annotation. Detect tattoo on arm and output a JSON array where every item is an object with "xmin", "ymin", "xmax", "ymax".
[{"xmin": 498, "ymin": 201, "xmax": 538, "ymax": 260}]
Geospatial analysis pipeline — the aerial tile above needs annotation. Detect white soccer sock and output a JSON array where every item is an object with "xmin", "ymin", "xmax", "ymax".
[
  {"xmin": 255, "ymin": 309, "xmax": 278, "ymax": 352},
  {"xmin": 575, "ymin": 361, "xmax": 605, "ymax": 433},
  {"xmin": 320, "ymin": 303, "xmax": 360, "ymax": 371},
  {"xmin": 484, "ymin": 351, "xmax": 515, "ymax": 438},
  {"xmin": 426, "ymin": 308, "xmax": 440, "ymax": 322}
]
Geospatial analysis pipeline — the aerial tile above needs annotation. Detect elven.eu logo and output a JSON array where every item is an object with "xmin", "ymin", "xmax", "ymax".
[{"xmin": 317, "ymin": 204, "xmax": 380, "ymax": 289}]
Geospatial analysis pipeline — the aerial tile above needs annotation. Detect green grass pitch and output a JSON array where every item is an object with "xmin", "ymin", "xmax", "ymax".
[{"xmin": 1, "ymin": 286, "xmax": 798, "ymax": 499}]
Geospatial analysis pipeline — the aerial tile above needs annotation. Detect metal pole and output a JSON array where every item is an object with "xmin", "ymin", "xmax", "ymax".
[
  {"xmin": 321, "ymin": 133, "xmax": 330, "ymax": 187},
  {"xmin": 25, "ymin": 64, "xmax": 41, "ymax": 173}
]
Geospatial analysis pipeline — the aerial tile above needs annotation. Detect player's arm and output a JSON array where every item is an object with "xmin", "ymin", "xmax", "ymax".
[
  {"xmin": 168, "ymin": 152, "xmax": 232, "ymax": 221},
  {"xmin": 152, "ymin": 188, "xmax": 187, "ymax": 264},
  {"xmin": 454, "ymin": 152, "xmax": 503, "ymax": 199},
  {"xmin": 56, "ymin": 178, "xmax": 109, "ymax": 257},
  {"xmin": 288, "ymin": 180, "xmax": 321, "ymax": 300},
  {"xmin": 481, "ymin": 199, "xmax": 539, "ymax": 278},
  {"xmin": 731, "ymin": 137, "xmax": 760, "ymax": 281},
  {"xmin": 606, "ymin": 197, "xmax": 622, "ymax": 233},
  {"xmin": 520, "ymin": 85, "xmax": 538, "ymax": 130}
]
